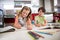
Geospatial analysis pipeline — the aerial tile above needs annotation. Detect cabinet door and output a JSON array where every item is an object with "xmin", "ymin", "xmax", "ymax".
[{"xmin": 0, "ymin": 9, "xmax": 4, "ymax": 28}]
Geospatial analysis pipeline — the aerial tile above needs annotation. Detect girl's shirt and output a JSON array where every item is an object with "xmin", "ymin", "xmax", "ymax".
[{"xmin": 18, "ymin": 17, "xmax": 26, "ymax": 27}]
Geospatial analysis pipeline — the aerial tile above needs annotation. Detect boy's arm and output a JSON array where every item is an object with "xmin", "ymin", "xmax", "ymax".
[
  {"xmin": 42, "ymin": 19, "xmax": 47, "ymax": 26},
  {"xmin": 41, "ymin": 16, "xmax": 47, "ymax": 26}
]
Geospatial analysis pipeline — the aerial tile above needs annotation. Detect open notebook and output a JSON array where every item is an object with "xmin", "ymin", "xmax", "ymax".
[
  {"xmin": 32, "ymin": 23, "xmax": 60, "ymax": 30},
  {"xmin": 0, "ymin": 26, "xmax": 15, "ymax": 33}
]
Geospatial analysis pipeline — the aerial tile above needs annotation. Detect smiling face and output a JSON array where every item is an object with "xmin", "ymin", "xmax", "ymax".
[
  {"xmin": 21, "ymin": 9, "xmax": 30, "ymax": 18},
  {"xmin": 18, "ymin": 6, "xmax": 31, "ymax": 18},
  {"xmin": 38, "ymin": 10, "xmax": 44, "ymax": 16}
]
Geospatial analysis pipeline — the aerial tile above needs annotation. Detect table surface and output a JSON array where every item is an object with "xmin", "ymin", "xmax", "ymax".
[
  {"xmin": 0, "ymin": 26, "xmax": 60, "ymax": 40},
  {"xmin": 0, "ymin": 23, "xmax": 60, "ymax": 40}
]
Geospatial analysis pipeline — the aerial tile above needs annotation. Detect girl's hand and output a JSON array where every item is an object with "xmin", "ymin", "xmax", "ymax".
[{"xmin": 27, "ymin": 25, "xmax": 32, "ymax": 30}]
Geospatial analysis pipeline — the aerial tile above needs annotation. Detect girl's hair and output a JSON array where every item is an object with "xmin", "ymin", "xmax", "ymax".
[
  {"xmin": 18, "ymin": 6, "xmax": 32, "ymax": 19},
  {"xmin": 38, "ymin": 7, "xmax": 46, "ymax": 13}
]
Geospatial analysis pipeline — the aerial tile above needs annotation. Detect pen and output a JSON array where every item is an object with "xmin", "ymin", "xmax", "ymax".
[
  {"xmin": 35, "ymin": 31, "xmax": 52, "ymax": 35},
  {"xmin": 28, "ymin": 31, "xmax": 44, "ymax": 39},
  {"xmin": 31, "ymin": 31, "xmax": 44, "ymax": 38}
]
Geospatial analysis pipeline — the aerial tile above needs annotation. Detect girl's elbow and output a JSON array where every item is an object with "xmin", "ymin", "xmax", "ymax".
[{"xmin": 14, "ymin": 23, "xmax": 21, "ymax": 29}]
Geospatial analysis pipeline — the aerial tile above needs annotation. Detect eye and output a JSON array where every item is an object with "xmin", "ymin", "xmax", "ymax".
[{"xmin": 22, "ymin": 12, "xmax": 25, "ymax": 14}]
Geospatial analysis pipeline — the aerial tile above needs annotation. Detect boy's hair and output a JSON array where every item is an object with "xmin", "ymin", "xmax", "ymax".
[{"xmin": 38, "ymin": 7, "xmax": 46, "ymax": 13}]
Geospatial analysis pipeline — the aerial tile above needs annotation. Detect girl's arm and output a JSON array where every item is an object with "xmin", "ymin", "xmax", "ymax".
[
  {"xmin": 13, "ymin": 15, "xmax": 21, "ymax": 29},
  {"xmin": 26, "ymin": 18, "xmax": 32, "ymax": 30}
]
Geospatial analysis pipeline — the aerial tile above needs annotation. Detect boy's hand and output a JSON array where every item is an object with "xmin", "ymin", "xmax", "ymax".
[
  {"xmin": 35, "ymin": 24, "xmax": 41, "ymax": 27},
  {"xmin": 41, "ymin": 23, "xmax": 46, "ymax": 26}
]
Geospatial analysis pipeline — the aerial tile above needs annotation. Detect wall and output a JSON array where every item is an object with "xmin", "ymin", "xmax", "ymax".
[
  {"xmin": 0, "ymin": 0, "xmax": 4, "ymax": 10},
  {"xmin": 57, "ymin": 0, "xmax": 60, "ymax": 13},
  {"xmin": 44, "ymin": 0, "xmax": 52, "ymax": 12}
]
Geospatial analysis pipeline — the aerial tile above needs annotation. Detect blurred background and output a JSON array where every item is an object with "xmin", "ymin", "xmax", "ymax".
[{"xmin": 0, "ymin": 0, "xmax": 60, "ymax": 25}]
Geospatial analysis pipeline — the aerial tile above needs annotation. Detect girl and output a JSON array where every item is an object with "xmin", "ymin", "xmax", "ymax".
[
  {"xmin": 35, "ymin": 7, "xmax": 47, "ymax": 27},
  {"xmin": 14, "ymin": 6, "xmax": 32, "ymax": 30}
]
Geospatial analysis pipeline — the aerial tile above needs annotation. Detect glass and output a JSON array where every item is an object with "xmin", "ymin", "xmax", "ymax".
[{"xmin": 47, "ymin": 23, "xmax": 54, "ymax": 29}]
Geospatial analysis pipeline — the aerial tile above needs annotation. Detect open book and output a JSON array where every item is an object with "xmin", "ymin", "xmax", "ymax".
[{"xmin": 33, "ymin": 23, "xmax": 60, "ymax": 30}]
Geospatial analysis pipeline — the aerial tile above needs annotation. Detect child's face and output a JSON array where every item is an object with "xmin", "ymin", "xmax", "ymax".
[
  {"xmin": 38, "ymin": 10, "xmax": 44, "ymax": 16},
  {"xmin": 21, "ymin": 9, "xmax": 30, "ymax": 18}
]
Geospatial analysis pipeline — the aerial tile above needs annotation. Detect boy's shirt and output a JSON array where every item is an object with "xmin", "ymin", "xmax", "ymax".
[{"xmin": 35, "ymin": 15, "xmax": 45, "ymax": 24}]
